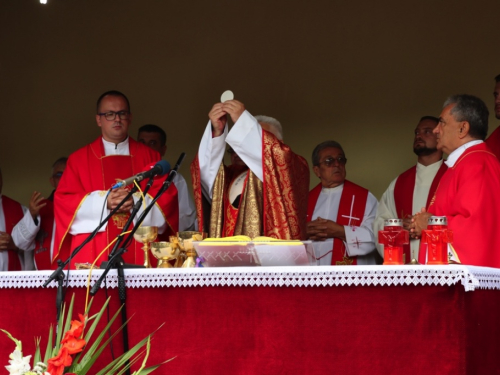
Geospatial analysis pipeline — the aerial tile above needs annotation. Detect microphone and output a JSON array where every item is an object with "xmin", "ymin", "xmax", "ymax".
[
  {"xmin": 162, "ymin": 153, "xmax": 186, "ymax": 187},
  {"xmin": 111, "ymin": 160, "xmax": 171, "ymax": 189}
]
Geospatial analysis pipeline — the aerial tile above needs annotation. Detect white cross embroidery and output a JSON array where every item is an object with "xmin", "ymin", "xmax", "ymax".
[{"xmin": 341, "ymin": 195, "xmax": 361, "ymax": 226}]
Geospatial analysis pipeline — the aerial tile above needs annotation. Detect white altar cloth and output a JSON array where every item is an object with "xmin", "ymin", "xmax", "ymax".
[{"xmin": 1, "ymin": 265, "xmax": 499, "ymax": 291}]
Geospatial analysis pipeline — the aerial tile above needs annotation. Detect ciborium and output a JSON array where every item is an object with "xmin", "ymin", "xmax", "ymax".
[
  {"xmin": 150, "ymin": 241, "xmax": 179, "ymax": 268},
  {"xmin": 177, "ymin": 231, "xmax": 206, "ymax": 268},
  {"xmin": 133, "ymin": 226, "xmax": 158, "ymax": 268}
]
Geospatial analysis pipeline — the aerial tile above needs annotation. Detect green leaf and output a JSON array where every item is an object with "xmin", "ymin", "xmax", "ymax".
[
  {"xmin": 33, "ymin": 337, "xmax": 41, "ymax": 366},
  {"xmin": 0, "ymin": 329, "xmax": 22, "ymax": 351},
  {"xmin": 134, "ymin": 359, "xmax": 176, "ymax": 375},
  {"xmin": 95, "ymin": 328, "xmax": 164, "ymax": 375},
  {"xmin": 42, "ymin": 325, "xmax": 54, "ymax": 363},
  {"xmin": 134, "ymin": 336, "xmax": 151, "ymax": 373},
  {"xmin": 70, "ymin": 301, "xmax": 125, "ymax": 374}
]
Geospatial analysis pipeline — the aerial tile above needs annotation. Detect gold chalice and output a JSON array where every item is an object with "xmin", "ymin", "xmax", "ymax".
[
  {"xmin": 150, "ymin": 241, "xmax": 179, "ymax": 268},
  {"xmin": 177, "ymin": 231, "xmax": 207, "ymax": 268},
  {"xmin": 169, "ymin": 236, "xmax": 185, "ymax": 268},
  {"xmin": 133, "ymin": 226, "xmax": 158, "ymax": 268}
]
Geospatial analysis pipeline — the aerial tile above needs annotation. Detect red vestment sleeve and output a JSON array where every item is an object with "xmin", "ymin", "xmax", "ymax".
[{"xmin": 429, "ymin": 144, "xmax": 500, "ymax": 268}]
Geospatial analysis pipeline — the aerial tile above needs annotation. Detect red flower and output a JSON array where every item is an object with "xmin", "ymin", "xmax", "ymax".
[
  {"xmin": 62, "ymin": 337, "xmax": 86, "ymax": 355},
  {"xmin": 61, "ymin": 314, "xmax": 86, "ymax": 344},
  {"xmin": 47, "ymin": 346, "xmax": 73, "ymax": 375}
]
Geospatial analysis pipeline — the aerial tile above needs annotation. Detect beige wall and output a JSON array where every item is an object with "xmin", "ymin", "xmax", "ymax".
[{"xmin": 1, "ymin": 0, "xmax": 499, "ymax": 205}]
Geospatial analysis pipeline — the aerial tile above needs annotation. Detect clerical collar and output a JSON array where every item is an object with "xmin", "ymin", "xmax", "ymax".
[
  {"xmin": 102, "ymin": 137, "xmax": 130, "ymax": 156},
  {"xmin": 321, "ymin": 183, "xmax": 344, "ymax": 193},
  {"xmin": 445, "ymin": 140, "xmax": 483, "ymax": 168}
]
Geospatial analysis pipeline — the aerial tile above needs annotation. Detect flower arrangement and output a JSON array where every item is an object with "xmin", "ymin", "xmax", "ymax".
[{"xmin": 2, "ymin": 294, "xmax": 169, "ymax": 375}]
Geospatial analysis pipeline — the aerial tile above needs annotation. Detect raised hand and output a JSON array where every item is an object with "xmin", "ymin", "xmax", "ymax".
[
  {"xmin": 208, "ymin": 103, "xmax": 227, "ymax": 137},
  {"xmin": 28, "ymin": 191, "xmax": 47, "ymax": 219}
]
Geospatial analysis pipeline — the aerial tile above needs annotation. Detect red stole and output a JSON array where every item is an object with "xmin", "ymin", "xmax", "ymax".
[
  {"xmin": 394, "ymin": 162, "xmax": 447, "ymax": 263},
  {"xmin": 33, "ymin": 199, "xmax": 57, "ymax": 270},
  {"xmin": 2, "ymin": 196, "xmax": 23, "ymax": 271},
  {"xmin": 101, "ymin": 154, "xmax": 134, "ymax": 260},
  {"xmin": 307, "ymin": 181, "xmax": 368, "ymax": 265}
]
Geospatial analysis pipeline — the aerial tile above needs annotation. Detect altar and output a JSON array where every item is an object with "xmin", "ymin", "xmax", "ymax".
[{"xmin": 1, "ymin": 265, "xmax": 499, "ymax": 374}]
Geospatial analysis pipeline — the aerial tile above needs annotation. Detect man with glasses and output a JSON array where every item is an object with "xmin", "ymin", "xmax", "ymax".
[
  {"xmin": 411, "ymin": 95, "xmax": 500, "ymax": 267},
  {"xmin": 12, "ymin": 158, "xmax": 67, "ymax": 270},
  {"xmin": 373, "ymin": 116, "xmax": 446, "ymax": 263},
  {"xmin": 54, "ymin": 90, "xmax": 178, "ymax": 268},
  {"xmin": 307, "ymin": 141, "xmax": 379, "ymax": 265},
  {"xmin": 191, "ymin": 99, "xmax": 309, "ymax": 239}
]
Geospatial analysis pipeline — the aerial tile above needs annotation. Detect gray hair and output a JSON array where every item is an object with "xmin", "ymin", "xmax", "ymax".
[
  {"xmin": 255, "ymin": 115, "xmax": 283, "ymax": 140},
  {"xmin": 443, "ymin": 94, "xmax": 489, "ymax": 140},
  {"xmin": 312, "ymin": 140, "xmax": 345, "ymax": 166}
]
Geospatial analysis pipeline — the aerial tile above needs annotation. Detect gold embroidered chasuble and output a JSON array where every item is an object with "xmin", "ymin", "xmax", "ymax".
[{"xmin": 191, "ymin": 130, "xmax": 309, "ymax": 240}]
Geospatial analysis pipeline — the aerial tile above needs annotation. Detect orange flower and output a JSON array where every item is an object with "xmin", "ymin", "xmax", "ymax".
[
  {"xmin": 47, "ymin": 346, "xmax": 73, "ymax": 375},
  {"xmin": 62, "ymin": 336, "xmax": 86, "ymax": 355},
  {"xmin": 61, "ymin": 314, "xmax": 86, "ymax": 343}
]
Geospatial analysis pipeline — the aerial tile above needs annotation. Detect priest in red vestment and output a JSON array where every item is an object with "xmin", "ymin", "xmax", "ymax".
[
  {"xmin": 0, "ymin": 168, "xmax": 29, "ymax": 271},
  {"xmin": 54, "ymin": 91, "xmax": 179, "ymax": 269},
  {"xmin": 412, "ymin": 94, "xmax": 500, "ymax": 268},
  {"xmin": 307, "ymin": 141, "xmax": 379, "ymax": 265},
  {"xmin": 191, "ymin": 99, "xmax": 309, "ymax": 240},
  {"xmin": 374, "ymin": 116, "xmax": 447, "ymax": 263},
  {"xmin": 484, "ymin": 74, "xmax": 500, "ymax": 159},
  {"xmin": 12, "ymin": 157, "xmax": 67, "ymax": 270}
]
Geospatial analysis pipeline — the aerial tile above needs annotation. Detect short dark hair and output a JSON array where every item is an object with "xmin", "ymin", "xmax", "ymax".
[
  {"xmin": 138, "ymin": 124, "xmax": 167, "ymax": 146},
  {"xmin": 52, "ymin": 157, "xmax": 68, "ymax": 168},
  {"xmin": 443, "ymin": 94, "xmax": 489, "ymax": 140},
  {"xmin": 495, "ymin": 74, "xmax": 500, "ymax": 83},
  {"xmin": 96, "ymin": 90, "xmax": 130, "ymax": 113},
  {"xmin": 312, "ymin": 140, "xmax": 344, "ymax": 166},
  {"xmin": 419, "ymin": 116, "xmax": 439, "ymax": 124}
]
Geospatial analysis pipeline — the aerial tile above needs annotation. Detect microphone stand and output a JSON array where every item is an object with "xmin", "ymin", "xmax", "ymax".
[
  {"xmin": 89, "ymin": 176, "xmax": 157, "ymax": 375},
  {"xmin": 88, "ymin": 153, "xmax": 184, "ymax": 373},
  {"xmin": 43, "ymin": 186, "xmax": 138, "ymax": 325},
  {"xmin": 93, "ymin": 152, "xmax": 186, "ymax": 287}
]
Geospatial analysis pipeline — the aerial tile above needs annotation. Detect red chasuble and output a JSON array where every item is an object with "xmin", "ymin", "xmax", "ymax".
[
  {"xmin": 307, "ymin": 180, "xmax": 368, "ymax": 265},
  {"xmin": 2, "ymin": 196, "xmax": 23, "ymax": 271},
  {"xmin": 428, "ymin": 143, "xmax": 500, "ymax": 268},
  {"xmin": 485, "ymin": 126, "xmax": 500, "ymax": 161},
  {"xmin": 191, "ymin": 130, "xmax": 309, "ymax": 240},
  {"xmin": 393, "ymin": 162, "xmax": 447, "ymax": 263},
  {"xmin": 54, "ymin": 137, "xmax": 179, "ymax": 269}
]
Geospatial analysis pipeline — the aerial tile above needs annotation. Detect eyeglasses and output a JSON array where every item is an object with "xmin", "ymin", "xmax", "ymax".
[
  {"xmin": 52, "ymin": 171, "xmax": 63, "ymax": 178},
  {"xmin": 98, "ymin": 111, "xmax": 130, "ymax": 121},
  {"xmin": 318, "ymin": 156, "xmax": 347, "ymax": 167}
]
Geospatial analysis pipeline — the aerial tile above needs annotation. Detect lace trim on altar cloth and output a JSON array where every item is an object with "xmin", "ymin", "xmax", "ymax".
[{"xmin": 1, "ymin": 265, "xmax": 499, "ymax": 292}]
